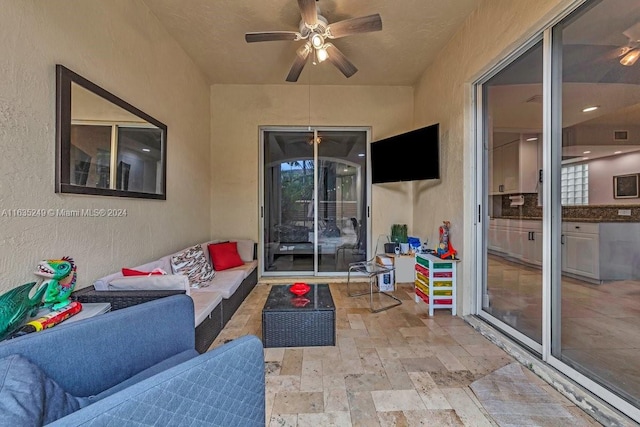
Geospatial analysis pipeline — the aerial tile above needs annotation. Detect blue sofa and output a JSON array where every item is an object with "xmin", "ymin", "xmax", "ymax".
[{"xmin": 0, "ymin": 295, "xmax": 265, "ymax": 426}]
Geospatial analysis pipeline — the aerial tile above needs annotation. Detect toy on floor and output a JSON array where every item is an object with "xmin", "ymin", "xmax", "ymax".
[
  {"xmin": 0, "ymin": 281, "xmax": 48, "ymax": 340},
  {"xmin": 437, "ymin": 221, "xmax": 458, "ymax": 260},
  {"xmin": 35, "ymin": 256, "xmax": 77, "ymax": 310}
]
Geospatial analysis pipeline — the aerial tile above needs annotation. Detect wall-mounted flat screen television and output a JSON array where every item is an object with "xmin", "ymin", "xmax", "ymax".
[{"xmin": 371, "ymin": 123, "xmax": 440, "ymax": 184}]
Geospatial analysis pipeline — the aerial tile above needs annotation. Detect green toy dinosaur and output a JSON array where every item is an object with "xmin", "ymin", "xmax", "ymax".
[
  {"xmin": 0, "ymin": 281, "xmax": 48, "ymax": 340},
  {"xmin": 35, "ymin": 257, "xmax": 77, "ymax": 311}
]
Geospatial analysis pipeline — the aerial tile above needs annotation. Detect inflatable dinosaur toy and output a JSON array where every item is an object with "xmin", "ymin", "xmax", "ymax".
[
  {"xmin": 35, "ymin": 257, "xmax": 77, "ymax": 310},
  {"xmin": 0, "ymin": 281, "xmax": 48, "ymax": 340}
]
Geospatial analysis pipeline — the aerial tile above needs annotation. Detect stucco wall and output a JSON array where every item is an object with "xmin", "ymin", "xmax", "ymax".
[
  {"xmin": 209, "ymin": 84, "xmax": 414, "ymax": 250},
  {"xmin": 0, "ymin": 0, "xmax": 211, "ymax": 292},
  {"xmin": 412, "ymin": 0, "xmax": 574, "ymax": 314}
]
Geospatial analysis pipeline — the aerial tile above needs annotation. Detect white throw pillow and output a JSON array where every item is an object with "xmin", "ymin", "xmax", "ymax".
[
  {"xmin": 236, "ymin": 240, "xmax": 254, "ymax": 262},
  {"xmin": 108, "ymin": 275, "xmax": 190, "ymax": 294}
]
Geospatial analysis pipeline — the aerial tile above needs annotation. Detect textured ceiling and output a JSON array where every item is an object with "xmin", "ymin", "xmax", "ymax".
[{"xmin": 142, "ymin": 0, "xmax": 481, "ymax": 86}]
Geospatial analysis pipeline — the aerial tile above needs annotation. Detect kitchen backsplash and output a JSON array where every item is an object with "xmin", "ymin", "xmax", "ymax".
[{"xmin": 493, "ymin": 193, "xmax": 640, "ymax": 221}]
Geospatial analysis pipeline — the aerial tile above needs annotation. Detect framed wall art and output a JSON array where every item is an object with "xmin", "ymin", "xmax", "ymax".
[{"xmin": 613, "ymin": 173, "xmax": 639, "ymax": 199}]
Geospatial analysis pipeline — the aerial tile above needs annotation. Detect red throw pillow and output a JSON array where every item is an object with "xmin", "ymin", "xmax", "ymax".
[
  {"xmin": 208, "ymin": 242, "xmax": 244, "ymax": 271},
  {"xmin": 122, "ymin": 268, "xmax": 164, "ymax": 276}
]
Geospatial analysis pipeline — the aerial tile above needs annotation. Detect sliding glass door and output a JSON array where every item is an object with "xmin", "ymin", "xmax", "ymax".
[
  {"xmin": 552, "ymin": 1, "xmax": 640, "ymax": 411},
  {"xmin": 480, "ymin": 38, "xmax": 544, "ymax": 352},
  {"xmin": 477, "ymin": 0, "xmax": 640, "ymax": 420},
  {"xmin": 261, "ymin": 127, "xmax": 369, "ymax": 276}
]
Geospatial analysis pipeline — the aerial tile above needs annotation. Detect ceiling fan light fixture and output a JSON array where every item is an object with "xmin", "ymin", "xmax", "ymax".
[
  {"xmin": 311, "ymin": 33, "xmax": 324, "ymax": 49},
  {"xmin": 316, "ymin": 46, "xmax": 328, "ymax": 62},
  {"xmin": 620, "ymin": 48, "xmax": 640, "ymax": 66},
  {"xmin": 308, "ymin": 136, "xmax": 322, "ymax": 145},
  {"xmin": 297, "ymin": 42, "xmax": 312, "ymax": 58}
]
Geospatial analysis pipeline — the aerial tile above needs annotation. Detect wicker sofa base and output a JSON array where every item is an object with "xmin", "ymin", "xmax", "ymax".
[
  {"xmin": 72, "ymin": 287, "xmax": 186, "ymax": 310},
  {"xmin": 195, "ymin": 303, "xmax": 223, "ymax": 353},
  {"xmin": 222, "ymin": 269, "xmax": 258, "ymax": 326}
]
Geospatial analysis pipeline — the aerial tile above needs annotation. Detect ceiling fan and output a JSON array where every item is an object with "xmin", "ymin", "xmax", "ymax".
[
  {"xmin": 618, "ymin": 22, "xmax": 640, "ymax": 66},
  {"xmin": 245, "ymin": 0, "xmax": 382, "ymax": 82}
]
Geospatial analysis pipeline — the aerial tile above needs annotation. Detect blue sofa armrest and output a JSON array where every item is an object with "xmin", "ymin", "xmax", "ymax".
[
  {"xmin": 0, "ymin": 294, "xmax": 196, "ymax": 397},
  {"xmin": 48, "ymin": 335, "xmax": 265, "ymax": 426}
]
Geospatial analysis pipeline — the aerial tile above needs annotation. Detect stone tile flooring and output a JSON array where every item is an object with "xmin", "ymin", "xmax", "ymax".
[{"xmin": 211, "ymin": 282, "xmax": 602, "ymax": 426}]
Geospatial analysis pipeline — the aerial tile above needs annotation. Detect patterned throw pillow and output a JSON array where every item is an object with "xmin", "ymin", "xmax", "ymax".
[{"xmin": 170, "ymin": 244, "xmax": 215, "ymax": 288}]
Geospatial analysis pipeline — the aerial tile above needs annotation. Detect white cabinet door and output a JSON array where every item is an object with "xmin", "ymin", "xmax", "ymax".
[
  {"xmin": 518, "ymin": 230, "xmax": 543, "ymax": 266},
  {"xmin": 490, "ymin": 138, "xmax": 538, "ymax": 195},
  {"xmin": 490, "ymin": 147, "xmax": 503, "ymax": 194},
  {"xmin": 506, "ymin": 228, "xmax": 528, "ymax": 260},
  {"xmin": 488, "ymin": 219, "xmax": 509, "ymax": 252},
  {"xmin": 531, "ymin": 231, "xmax": 543, "ymax": 266},
  {"xmin": 501, "ymin": 142, "xmax": 519, "ymax": 193},
  {"xmin": 518, "ymin": 138, "xmax": 539, "ymax": 194},
  {"xmin": 562, "ymin": 232, "xmax": 599, "ymax": 279},
  {"xmin": 488, "ymin": 223, "xmax": 500, "ymax": 251}
]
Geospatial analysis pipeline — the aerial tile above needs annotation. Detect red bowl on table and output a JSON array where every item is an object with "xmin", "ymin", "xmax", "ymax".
[{"xmin": 289, "ymin": 282, "xmax": 310, "ymax": 296}]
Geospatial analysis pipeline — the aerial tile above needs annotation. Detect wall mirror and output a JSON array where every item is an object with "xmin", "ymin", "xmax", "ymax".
[{"xmin": 56, "ymin": 64, "xmax": 167, "ymax": 199}]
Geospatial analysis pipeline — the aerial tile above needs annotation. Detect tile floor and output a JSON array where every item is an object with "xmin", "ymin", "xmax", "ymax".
[
  {"xmin": 211, "ymin": 282, "xmax": 603, "ymax": 426},
  {"xmin": 486, "ymin": 254, "xmax": 640, "ymax": 405}
]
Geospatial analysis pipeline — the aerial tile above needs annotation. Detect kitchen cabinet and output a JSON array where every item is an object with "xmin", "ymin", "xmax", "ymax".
[
  {"xmin": 490, "ymin": 220, "xmax": 640, "ymax": 282},
  {"xmin": 490, "ymin": 137, "xmax": 539, "ymax": 195},
  {"xmin": 487, "ymin": 219, "xmax": 506, "ymax": 252},
  {"xmin": 488, "ymin": 219, "xmax": 542, "ymax": 266},
  {"xmin": 562, "ymin": 222, "xmax": 599, "ymax": 280}
]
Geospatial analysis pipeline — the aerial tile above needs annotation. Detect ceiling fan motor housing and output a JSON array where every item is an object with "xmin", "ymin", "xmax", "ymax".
[{"xmin": 299, "ymin": 14, "xmax": 328, "ymax": 37}]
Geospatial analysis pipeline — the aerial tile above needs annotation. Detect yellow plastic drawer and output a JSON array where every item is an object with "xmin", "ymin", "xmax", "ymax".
[{"xmin": 432, "ymin": 280, "xmax": 452, "ymax": 288}]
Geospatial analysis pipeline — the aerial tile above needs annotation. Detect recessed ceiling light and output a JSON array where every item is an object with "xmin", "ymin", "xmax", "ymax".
[
  {"xmin": 358, "ymin": 153, "xmax": 365, "ymax": 157},
  {"xmin": 615, "ymin": 151, "xmax": 622, "ymax": 154},
  {"xmin": 142, "ymin": 148, "xmax": 151, "ymax": 152},
  {"xmin": 582, "ymin": 106, "xmax": 599, "ymax": 112},
  {"xmin": 583, "ymin": 151, "xmax": 591, "ymax": 154},
  {"xmin": 526, "ymin": 137, "xmax": 538, "ymax": 141}
]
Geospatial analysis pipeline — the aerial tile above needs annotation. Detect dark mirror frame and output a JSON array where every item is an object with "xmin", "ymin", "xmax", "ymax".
[{"xmin": 55, "ymin": 64, "xmax": 167, "ymax": 199}]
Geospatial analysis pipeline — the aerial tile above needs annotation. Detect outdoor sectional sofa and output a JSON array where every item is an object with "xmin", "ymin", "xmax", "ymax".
[
  {"xmin": 71, "ymin": 239, "xmax": 258, "ymax": 353},
  {"xmin": 0, "ymin": 294, "xmax": 265, "ymax": 426}
]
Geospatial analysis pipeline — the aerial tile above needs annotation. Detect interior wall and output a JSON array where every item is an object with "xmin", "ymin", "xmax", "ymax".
[
  {"xmin": 209, "ymin": 84, "xmax": 414, "ymax": 250},
  {"xmin": 0, "ymin": 0, "xmax": 211, "ymax": 292},
  {"xmin": 588, "ymin": 152, "xmax": 640, "ymax": 205},
  {"xmin": 412, "ymin": 0, "xmax": 573, "ymax": 314}
]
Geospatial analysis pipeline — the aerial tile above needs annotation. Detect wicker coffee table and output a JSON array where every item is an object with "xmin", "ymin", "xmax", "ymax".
[{"xmin": 262, "ymin": 284, "xmax": 335, "ymax": 348}]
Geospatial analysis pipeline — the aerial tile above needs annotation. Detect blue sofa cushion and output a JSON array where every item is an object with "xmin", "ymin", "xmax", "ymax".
[
  {"xmin": 48, "ymin": 335, "xmax": 265, "ymax": 426},
  {"xmin": 92, "ymin": 348, "xmax": 198, "ymax": 401},
  {"xmin": 0, "ymin": 354, "xmax": 89, "ymax": 425}
]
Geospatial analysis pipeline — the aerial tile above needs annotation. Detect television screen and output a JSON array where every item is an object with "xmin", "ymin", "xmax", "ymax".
[{"xmin": 371, "ymin": 123, "xmax": 440, "ymax": 184}]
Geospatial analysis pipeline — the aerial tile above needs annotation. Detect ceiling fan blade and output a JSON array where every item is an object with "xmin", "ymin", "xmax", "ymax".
[
  {"xmin": 286, "ymin": 48, "xmax": 310, "ymax": 82},
  {"xmin": 297, "ymin": 0, "xmax": 317, "ymax": 26},
  {"xmin": 327, "ymin": 14, "xmax": 382, "ymax": 39},
  {"xmin": 325, "ymin": 44, "xmax": 358, "ymax": 78},
  {"xmin": 245, "ymin": 31, "xmax": 299, "ymax": 43}
]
